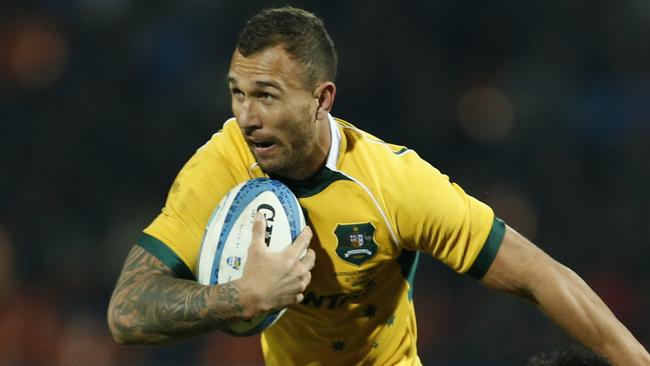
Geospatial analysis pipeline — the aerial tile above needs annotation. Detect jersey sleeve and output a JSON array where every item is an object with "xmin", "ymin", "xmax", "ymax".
[
  {"xmin": 389, "ymin": 151, "xmax": 505, "ymax": 279},
  {"xmin": 138, "ymin": 120, "xmax": 252, "ymax": 278}
]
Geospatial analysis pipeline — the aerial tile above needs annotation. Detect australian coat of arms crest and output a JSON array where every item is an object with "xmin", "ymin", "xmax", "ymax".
[{"xmin": 334, "ymin": 223, "xmax": 378, "ymax": 266}]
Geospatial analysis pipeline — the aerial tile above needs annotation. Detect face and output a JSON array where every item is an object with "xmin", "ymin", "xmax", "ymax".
[{"xmin": 227, "ymin": 45, "xmax": 322, "ymax": 179}]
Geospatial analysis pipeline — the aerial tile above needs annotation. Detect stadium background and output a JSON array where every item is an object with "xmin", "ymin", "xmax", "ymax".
[{"xmin": 1, "ymin": 0, "xmax": 649, "ymax": 365}]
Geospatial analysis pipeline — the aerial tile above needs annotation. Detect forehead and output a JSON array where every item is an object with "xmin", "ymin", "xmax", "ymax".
[{"xmin": 228, "ymin": 45, "xmax": 307, "ymax": 90}]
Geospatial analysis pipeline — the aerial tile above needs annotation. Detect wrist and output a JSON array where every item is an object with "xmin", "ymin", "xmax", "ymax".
[
  {"xmin": 204, "ymin": 280, "xmax": 256, "ymax": 322},
  {"xmin": 230, "ymin": 279, "xmax": 261, "ymax": 319}
]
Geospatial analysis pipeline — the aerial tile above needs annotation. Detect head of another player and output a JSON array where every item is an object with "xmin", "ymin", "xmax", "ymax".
[
  {"xmin": 527, "ymin": 345, "xmax": 611, "ymax": 366},
  {"xmin": 227, "ymin": 7, "xmax": 338, "ymax": 180}
]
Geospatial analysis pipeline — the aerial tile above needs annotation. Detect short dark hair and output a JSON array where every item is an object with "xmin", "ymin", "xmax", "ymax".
[
  {"xmin": 527, "ymin": 345, "xmax": 611, "ymax": 366},
  {"xmin": 237, "ymin": 6, "xmax": 338, "ymax": 88}
]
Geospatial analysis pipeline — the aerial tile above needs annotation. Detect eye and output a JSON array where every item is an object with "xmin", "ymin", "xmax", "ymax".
[
  {"xmin": 259, "ymin": 92, "xmax": 276, "ymax": 102},
  {"xmin": 231, "ymin": 88, "xmax": 245, "ymax": 99}
]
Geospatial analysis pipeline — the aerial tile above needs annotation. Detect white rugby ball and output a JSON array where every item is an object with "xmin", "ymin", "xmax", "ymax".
[{"xmin": 196, "ymin": 178, "xmax": 305, "ymax": 336}]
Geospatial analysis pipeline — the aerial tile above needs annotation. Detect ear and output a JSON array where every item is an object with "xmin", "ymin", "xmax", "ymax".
[{"xmin": 313, "ymin": 82, "xmax": 336, "ymax": 121}]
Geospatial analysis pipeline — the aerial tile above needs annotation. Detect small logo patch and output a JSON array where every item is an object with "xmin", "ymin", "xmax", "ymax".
[
  {"xmin": 226, "ymin": 256, "xmax": 241, "ymax": 270},
  {"xmin": 334, "ymin": 223, "xmax": 378, "ymax": 266}
]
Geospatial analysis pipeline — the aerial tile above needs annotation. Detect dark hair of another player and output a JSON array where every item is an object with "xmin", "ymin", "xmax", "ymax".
[
  {"xmin": 237, "ymin": 6, "xmax": 338, "ymax": 89},
  {"xmin": 527, "ymin": 345, "xmax": 611, "ymax": 366}
]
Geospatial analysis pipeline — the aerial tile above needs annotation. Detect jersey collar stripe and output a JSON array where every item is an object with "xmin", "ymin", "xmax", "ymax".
[{"xmin": 325, "ymin": 113, "xmax": 341, "ymax": 170}]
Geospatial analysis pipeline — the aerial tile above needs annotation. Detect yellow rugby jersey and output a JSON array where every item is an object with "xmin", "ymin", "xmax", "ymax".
[{"xmin": 138, "ymin": 115, "xmax": 505, "ymax": 366}]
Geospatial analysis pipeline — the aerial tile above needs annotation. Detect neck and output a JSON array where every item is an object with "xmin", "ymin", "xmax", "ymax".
[{"xmin": 288, "ymin": 115, "xmax": 331, "ymax": 181}]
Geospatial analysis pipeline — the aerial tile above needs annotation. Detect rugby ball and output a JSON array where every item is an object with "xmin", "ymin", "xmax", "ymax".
[{"xmin": 196, "ymin": 178, "xmax": 305, "ymax": 336}]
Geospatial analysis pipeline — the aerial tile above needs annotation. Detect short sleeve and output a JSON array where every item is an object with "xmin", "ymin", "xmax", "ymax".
[
  {"xmin": 389, "ymin": 152, "xmax": 504, "ymax": 277},
  {"xmin": 140, "ymin": 120, "xmax": 253, "ymax": 277}
]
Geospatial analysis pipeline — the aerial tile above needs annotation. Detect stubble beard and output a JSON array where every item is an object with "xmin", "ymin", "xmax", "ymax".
[{"xmin": 256, "ymin": 120, "xmax": 315, "ymax": 180}]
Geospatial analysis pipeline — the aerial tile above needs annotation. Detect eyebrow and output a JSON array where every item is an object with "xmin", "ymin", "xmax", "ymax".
[
  {"xmin": 255, "ymin": 80, "xmax": 283, "ymax": 91},
  {"xmin": 227, "ymin": 76, "xmax": 284, "ymax": 91}
]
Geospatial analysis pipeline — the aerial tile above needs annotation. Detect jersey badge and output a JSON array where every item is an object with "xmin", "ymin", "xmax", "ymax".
[{"xmin": 334, "ymin": 223, "xmax": 378, "ymax": 266}]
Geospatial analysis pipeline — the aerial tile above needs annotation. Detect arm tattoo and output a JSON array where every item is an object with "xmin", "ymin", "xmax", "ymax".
[{"xmin": 108, "ymin": 246, "xmax": 245, "ymax": 344}]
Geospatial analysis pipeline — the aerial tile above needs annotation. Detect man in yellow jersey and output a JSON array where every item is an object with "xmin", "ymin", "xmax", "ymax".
[{"xmin": 107, "ymin": 6, "xmax": 650, "ymax": 366}]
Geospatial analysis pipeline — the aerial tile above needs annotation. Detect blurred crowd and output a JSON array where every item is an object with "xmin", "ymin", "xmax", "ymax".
[{"xmin": 1, "ymin": 1, "xmax": 649, "ymax": 365}]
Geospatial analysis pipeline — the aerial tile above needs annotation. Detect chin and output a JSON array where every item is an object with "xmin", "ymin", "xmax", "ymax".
[
  {"xmin": 255, "ymin": 150, "xmax": 303, "ymax": 179},
  {"xmin": 256, "ymin": 160, "xmax": 283, "ymax": 176},
  {"xmin": 258, "ymin": 162, "xmax": 297, "ymax": 179}
]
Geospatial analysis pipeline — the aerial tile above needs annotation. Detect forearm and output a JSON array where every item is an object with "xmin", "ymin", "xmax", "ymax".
[
  {"xmin": 530, "ymin": 261, "xmax": 650, "ymax": 365},
  {"xmin": 484, "ymin": 226, "xmax": 650, "ymax": 365},
  {"xmin": 107, "ymin": 246, "xmax": 248, "ymax": 344}
]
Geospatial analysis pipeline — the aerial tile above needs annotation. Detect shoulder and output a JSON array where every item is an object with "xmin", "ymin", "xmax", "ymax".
[
  {"xmin": 334, "ymin": 117, "xmax": 413, "ymax": 161},
  {"xmin": 201, "ymin": 118, "xmax": 249, "ymax": 156},
  {"xmin": 333, "ymin": 117, "xmax": 438, "ymax": 183},
  {"xmin": 333, "ymin": 117, "xmax": 471, "ymax": 215},
  {"xmin": 175, "ymin": 118, "xmax": 255, "ymax": 184},
  {"xmin": 193, "ymin": 118, "xmax": 256, "ymax": 170},
  {"xmin": 333, "ymin": 116, "xmax": 456, "ymax": 211}
]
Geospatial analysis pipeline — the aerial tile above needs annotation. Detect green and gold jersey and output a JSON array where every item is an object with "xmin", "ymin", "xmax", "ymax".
[{"xmin": 138, "ymin": 115, "xmax": 505, "ymax": 366}]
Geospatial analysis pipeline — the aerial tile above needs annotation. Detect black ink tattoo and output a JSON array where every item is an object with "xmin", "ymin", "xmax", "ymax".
[{"xmin": 108, "ymin": 246, "xmax": 245, "ymax": 344}]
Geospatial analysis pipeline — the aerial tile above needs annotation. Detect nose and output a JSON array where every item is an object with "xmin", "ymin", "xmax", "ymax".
[{"xmin": 236, "ymin": 99, "xmax": 262, "ymax": 131}]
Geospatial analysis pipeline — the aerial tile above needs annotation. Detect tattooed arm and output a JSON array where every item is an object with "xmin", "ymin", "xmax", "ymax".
[
  {"xmin": 107, "ymin": 214, "xmax": 315, "ymax": 345},
  {"xmin": 107, "ymin": 245, "xmax": 245, "ymax": 344}
]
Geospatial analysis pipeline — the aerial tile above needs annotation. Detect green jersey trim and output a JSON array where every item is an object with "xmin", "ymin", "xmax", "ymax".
[
  {"xmin": 278, "ymin": 167, "xmax": 352, "ymax": 198},
  {"xmin": 393, "ymin": 147, "xmax": 411, "ymax": 155},
  {"xmin": 397, "ymin": 250, "xmax": 420, "ymax": 300},
  {"xmin": 137, "ymin": 233, "xmax": 194, "ymax": 280},
  {"xmin": 466, "ymin": 217, "xmax": 505, "ymax": 280}
]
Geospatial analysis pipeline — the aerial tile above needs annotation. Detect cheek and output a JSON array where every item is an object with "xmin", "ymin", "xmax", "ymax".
[
  {"xmin": 288, "ymin": 99, "xmax": 315, "ymax": 124},
  {"xmin": 266, "ymin": 97, "xmax": 313, "ymax": 137}
]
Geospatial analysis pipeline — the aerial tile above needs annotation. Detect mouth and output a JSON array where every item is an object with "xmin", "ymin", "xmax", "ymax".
[
  {"xmin": 252, "ymin": 140, "xmax": 274, "ymax": 148},
  {"xmin": 248, "ymin": 138, "xmax": 278, "ymax": 155}
]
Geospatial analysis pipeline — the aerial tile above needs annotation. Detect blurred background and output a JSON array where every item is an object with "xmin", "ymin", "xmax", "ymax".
[{"xmin": 1, "ymin": 0, "xmax": 649, "ymax": 365}]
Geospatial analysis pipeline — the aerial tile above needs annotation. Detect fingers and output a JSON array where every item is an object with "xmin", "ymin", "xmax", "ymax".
[
  {"xmin": 300, "ymin": 248, "xmax": 316, "ymax": 270},
  {"xmin": 300, "ymin": 268, "xmax": 312, "ymax": 291},
  {"xmin": 250, "ymin": 212, "xmax": 268, "ymax": 249},
  {"xmin": 295, "ymin": 250, "xmax": 314, "ymax": 293},
  {"xmin": 287, "ymin": 226, "xmax": 313, "ymax": 259}
]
